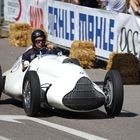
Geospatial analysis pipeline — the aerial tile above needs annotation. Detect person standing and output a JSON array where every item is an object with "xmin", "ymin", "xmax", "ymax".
[
  {"xmin": 128, "ymin": 0, "xmax": 140, "ymax": 15},
  {"xmin": 100, "ymin": 0, "xmax": 126, "ymax": 13},
  {"xmin": 73, "ymin": 0, "xmax": 99, "ymax": 8}
]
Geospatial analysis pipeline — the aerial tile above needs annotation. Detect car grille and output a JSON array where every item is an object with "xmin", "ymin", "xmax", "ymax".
[{"xmin": 62, "ymin": 77, "xmax": 105, "ymax": 111}]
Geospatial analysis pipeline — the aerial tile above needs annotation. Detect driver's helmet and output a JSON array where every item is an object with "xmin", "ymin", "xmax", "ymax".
[{"xmin": 31, "ymin": 29, "xmax": 46, "ymax": 48}]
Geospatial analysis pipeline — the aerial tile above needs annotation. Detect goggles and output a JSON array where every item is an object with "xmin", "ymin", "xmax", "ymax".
[{"xmin": 35, "ymin": 39, "xmax": 44, "ymax": 44}]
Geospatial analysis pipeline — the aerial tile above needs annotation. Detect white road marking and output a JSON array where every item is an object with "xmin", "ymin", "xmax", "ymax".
[
  {"xmin": 0, "ymin": 136, "xmax": 11, "ymax": 140},
  {"xmin": 0, "ymin": 115, "xmax": 107, "ymax": 140}
]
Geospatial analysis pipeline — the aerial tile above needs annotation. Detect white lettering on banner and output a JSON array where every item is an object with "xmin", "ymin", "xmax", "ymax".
[{"xmin": 48, "ymin": 6, "xmax": 115, "ymax": 52}]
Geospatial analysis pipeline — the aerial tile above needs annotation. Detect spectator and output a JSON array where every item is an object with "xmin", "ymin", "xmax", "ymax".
[
  {"xmin": 73, "ymin": 0, "xmax": 99, "ymax": 8},
  {"xmin": 100, "ymin": 0, "xmax": 126, "ymax": 13},
  {"xmin": 128, "ymin": 0, "xmax": 140, "ymax": 15}
]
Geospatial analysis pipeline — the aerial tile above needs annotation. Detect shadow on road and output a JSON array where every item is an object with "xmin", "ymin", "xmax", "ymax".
[
  {"xmin": 38, "ymin": 108, "xmax": 111, "ymax": 120},
  {"xmin": 119, "ymin": 110, "xmax": 138, "ymax": 117},
  {"xmin": 0, "ymin": 98, "xmax": 23, "ymax": 108},
  {"xmin": 0, "ymin": 98, "xmax": 138, "ymax": 119},
  {"xmin": 38, "ymin": 107, "xmax": 138, "ymax": 120}
]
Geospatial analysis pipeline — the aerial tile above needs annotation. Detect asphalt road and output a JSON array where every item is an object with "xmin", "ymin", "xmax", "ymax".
[{"xmin": 0, "ymin": 38, "xmax": 140, "ymax": 140}]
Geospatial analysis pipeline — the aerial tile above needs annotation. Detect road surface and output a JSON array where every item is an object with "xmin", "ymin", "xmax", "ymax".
[{"xmin": 0, "ymin": 38, "xmax": 140, "ymax": 140}]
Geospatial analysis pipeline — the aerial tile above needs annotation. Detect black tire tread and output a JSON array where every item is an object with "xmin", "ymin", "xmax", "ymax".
[
  {"xmin": 23, "ymin": 71, "xmax": 41, "ymax": 117},
  {"xmin": 104, "ymin": 70, "xmax": 124, "ymax": 116}
]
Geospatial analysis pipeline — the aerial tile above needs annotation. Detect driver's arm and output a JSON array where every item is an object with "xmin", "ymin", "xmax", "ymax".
[{"xmin": 22, "ymin": 49, "xmax": 33, "ymax": 71}]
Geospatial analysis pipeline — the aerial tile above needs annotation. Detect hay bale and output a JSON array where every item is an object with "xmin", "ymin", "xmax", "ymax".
[
  {"xmin": 69, "ymin": 40, "xmax": 95, "ymax": 69},
  {"xmin": 106, "ymin": 53, "xmax": 139, "ymax": 84},
  {"xmin": 8, "ymin": 23, "xmax": 33, "ymax": 47}
]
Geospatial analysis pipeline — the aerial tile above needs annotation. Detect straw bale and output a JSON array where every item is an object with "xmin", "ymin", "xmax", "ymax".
[
  {"xmin": 69, "ymin": 40, "xmax": 95, "ymax": 68},
  {"xmin": 71, "ymin": 40, "xmax": 95, "ymax": 50},
  {"xmin": 106, "ymin": 53, "xmax": 139, "ymax": 84},
  {"xmin": 9, "ymin": 23, "xmax": 33, "ymax": 47}
]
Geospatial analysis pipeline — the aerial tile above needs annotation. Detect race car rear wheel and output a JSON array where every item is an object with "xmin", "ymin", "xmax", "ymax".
[
  {"xmin": 0, "ymin": 65, "xmax": 3, "ymax": 98},
  {"xmin": 22, "ymin": 71, "xmax": 41, "ymax": 117},
  {"xmin": 103, "ymin": 70, "xmax": 124, "ymax": 117}
]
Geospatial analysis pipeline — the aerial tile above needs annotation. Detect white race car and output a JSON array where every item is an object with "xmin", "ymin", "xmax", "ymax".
[{"xmin": 0, "ymin": 53, "xmax": 124, "ymax": 117}]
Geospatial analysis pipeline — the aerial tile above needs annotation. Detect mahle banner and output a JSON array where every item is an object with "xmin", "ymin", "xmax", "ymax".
[{"xmin": 4, "ymin": 0, "xmax": 140, "ymax": 61}]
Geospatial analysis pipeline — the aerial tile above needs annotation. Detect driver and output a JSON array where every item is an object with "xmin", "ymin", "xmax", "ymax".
[{"xmin": 22, "ymin": 29, "xmax": 59, "ymax": 63}]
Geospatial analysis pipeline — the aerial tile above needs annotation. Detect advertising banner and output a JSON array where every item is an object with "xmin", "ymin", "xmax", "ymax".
[
  {"xmin": 4, "ymin": 0, "xmax": 28, "ymax": 22},
  {"xmin": 117, "ymin": 13, "xmax": 140, "ymax": 61},
  {"xmin": 3, "ymin": 0, "xmax": 140, "ymax": 61},
  {"xmin": 46, "ymin": 1, "xmax": 118, "ymax": 60},
  {"xmin": 26, "ymin": 0, "xmax": 48, "ymax": 29}
]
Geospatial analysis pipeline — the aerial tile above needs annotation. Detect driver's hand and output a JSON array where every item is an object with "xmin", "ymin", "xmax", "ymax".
[
  {"xmin": 22, "ymin": 60, "xmax": 29, "ymax": 72},
  {"xmin": 47, "ymin": 44, "xmax": 55, "ymax": 50}
]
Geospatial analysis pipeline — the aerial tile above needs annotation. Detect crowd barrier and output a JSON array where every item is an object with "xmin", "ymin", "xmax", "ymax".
[
  {"xmin": 3, "ymin": 0, "xmax": 140, "ymax": 61},
  {"xmin": 3, "ymin": 0, "xmax": 140, "ymax": 83}
]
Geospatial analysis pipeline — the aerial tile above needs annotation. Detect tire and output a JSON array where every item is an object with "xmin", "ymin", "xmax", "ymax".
[
  {"xmin": 103, "ymin": 70, "xmax": 124, "ymax": 117},
  {"xmin": 0, "ymin": 65, "xmax": 3, "ymax": 98},
  {"xmin": 63, "ymin": 58, "xmax": 80, "ymax": 66},
  {"xmin": 22, "ymin": 71, "xmax": 41, "ymax": 117}
]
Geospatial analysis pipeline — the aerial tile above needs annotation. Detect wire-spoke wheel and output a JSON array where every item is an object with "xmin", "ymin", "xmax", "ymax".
[
  {"xmin": 103, "ymin": 70, "xmax": 124, "ymax": 117},
  {"xmin": 22, "ymin": 71, "xmax": 41, "ymax": 117}
]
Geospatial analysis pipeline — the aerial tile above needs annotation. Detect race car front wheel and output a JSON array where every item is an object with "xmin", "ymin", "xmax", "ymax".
[
  {"xmin": 22, "ymin": 71, "xmax": 41, "ymax": 117},
  {"xmin": 0, "ymin": 65, "xmax": 3, "ymax": 98},
  {"xmin": 103, "ymin": 70, "xmax": 124, "ymax": 117}
]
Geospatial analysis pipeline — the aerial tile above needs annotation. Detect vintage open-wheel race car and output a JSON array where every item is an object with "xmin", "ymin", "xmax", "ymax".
[{"xmin": 0, "ymin": 52, "xmax": 124, "ymax": 117}]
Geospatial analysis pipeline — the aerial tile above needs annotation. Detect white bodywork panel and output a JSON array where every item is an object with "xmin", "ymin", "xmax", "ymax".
[{"xmin": 3, "ymin": 54, "xmax": 105, "ymax": 111}]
